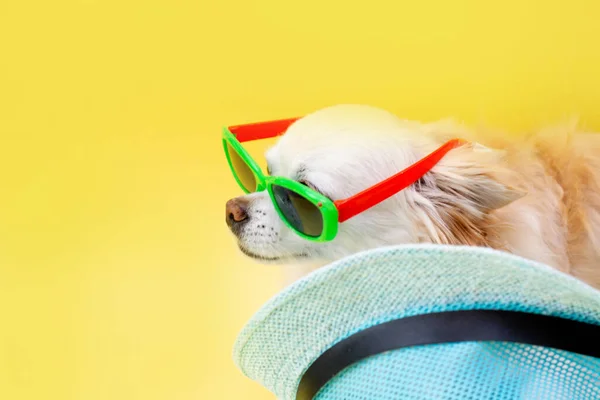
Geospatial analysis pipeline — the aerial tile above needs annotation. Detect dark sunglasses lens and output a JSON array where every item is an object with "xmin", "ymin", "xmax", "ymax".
[
  {"xmin": 271, "ymin": 184, "xmax": 323, "ymax": 237},
  {"xmin": 226, "ymin": 142, "xmax": 256, "ymax": 192}
]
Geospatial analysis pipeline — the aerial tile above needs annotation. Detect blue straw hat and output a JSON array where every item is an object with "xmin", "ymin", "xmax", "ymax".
[{"xmin": 233, "ymin": 245, "xmax": 600, "ymax": 400}]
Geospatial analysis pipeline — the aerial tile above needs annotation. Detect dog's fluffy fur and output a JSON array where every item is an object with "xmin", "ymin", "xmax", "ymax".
[{"xmin": 225, "ymin": 104, "xmax": 600, "ymax": 289}]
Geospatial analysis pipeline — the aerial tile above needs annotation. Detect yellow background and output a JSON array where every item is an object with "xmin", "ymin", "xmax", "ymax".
[{"xmin": 1, "ymin": 0, "xmax": 599, "ymax": 399}]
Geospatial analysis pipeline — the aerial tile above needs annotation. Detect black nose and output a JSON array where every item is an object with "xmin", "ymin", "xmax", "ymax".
[{"xmin": 226, "ymin": 198, "xmax": 249, "ymax": 230}]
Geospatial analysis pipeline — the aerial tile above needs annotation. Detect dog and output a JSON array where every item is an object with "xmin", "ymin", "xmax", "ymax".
[{"xmin": 225, "ymin": 104, "xmax": 600, "ymax": 289}]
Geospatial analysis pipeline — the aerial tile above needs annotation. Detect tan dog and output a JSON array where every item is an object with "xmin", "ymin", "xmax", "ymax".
[{"xmin": 225, "ymin": 104, "xmax": 600, "ymax": 289}]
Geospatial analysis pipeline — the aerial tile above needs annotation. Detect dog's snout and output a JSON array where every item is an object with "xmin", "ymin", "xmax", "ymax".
[{"xmin": 226, "ymin": 198, "xmax": 249, "ymax": 228}]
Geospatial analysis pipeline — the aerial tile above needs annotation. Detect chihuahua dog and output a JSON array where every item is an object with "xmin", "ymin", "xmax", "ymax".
[{"xmin": 225, "ymin": 104, "xmax": 600, "ymax": 289}]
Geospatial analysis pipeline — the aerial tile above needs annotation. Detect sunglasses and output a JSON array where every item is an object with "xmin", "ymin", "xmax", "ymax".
[{"xmin": 223, "ymin": 117, "xmax": 465, "ymax": 242}]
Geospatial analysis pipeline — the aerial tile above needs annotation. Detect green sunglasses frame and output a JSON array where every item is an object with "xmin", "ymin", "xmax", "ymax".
[
  {"xmin": 223, "ymin": 127, "xmax": 339, "ymax": 242},
  {"xmin": 223, "ymin": 117, "xmax": 465, "ymax": 242}
]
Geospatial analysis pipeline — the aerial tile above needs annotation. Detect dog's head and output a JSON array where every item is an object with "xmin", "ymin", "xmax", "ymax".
[{"xmin": 225, "ymin": 104, "xmax": 524, "ymax": 264}]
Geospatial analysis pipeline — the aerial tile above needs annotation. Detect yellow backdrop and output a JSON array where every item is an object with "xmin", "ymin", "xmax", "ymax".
[{"xmin": 1, "ymin": 0, "xmax": 599, "ymax": 399}]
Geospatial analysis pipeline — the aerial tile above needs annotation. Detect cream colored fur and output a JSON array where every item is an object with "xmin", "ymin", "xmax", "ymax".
[{"xmin": 225, "ymin": 104, "xmax": 600, "ymax": 289}]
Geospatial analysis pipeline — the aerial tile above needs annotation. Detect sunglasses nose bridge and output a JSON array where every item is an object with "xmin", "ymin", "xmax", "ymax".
[{"xmin": 255, "ymin": 176, "xmax": 269, "ymax": 192}]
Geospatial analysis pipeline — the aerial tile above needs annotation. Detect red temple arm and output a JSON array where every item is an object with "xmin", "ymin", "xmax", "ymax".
[
  {"xmin": 228, "ymin": 117, "xmax": 300, "ymax": 143},
  {"xmin": 333, "ymin": 139, "xmax": 466, "ymax": 222}
]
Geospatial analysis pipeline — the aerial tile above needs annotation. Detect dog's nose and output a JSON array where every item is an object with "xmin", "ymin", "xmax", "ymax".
[{"xmin": 226, "ymin": 198, "xmax": 249, "ymax": 227}]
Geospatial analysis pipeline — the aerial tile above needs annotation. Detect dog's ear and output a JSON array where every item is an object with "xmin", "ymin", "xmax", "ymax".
[
  {"xmin": 424, "ymin": 142, "xmax": 526, "ymax": 212},
  {"xmin": 409, "ymin": 142, "xmax": 525, "ymax": 246}
]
